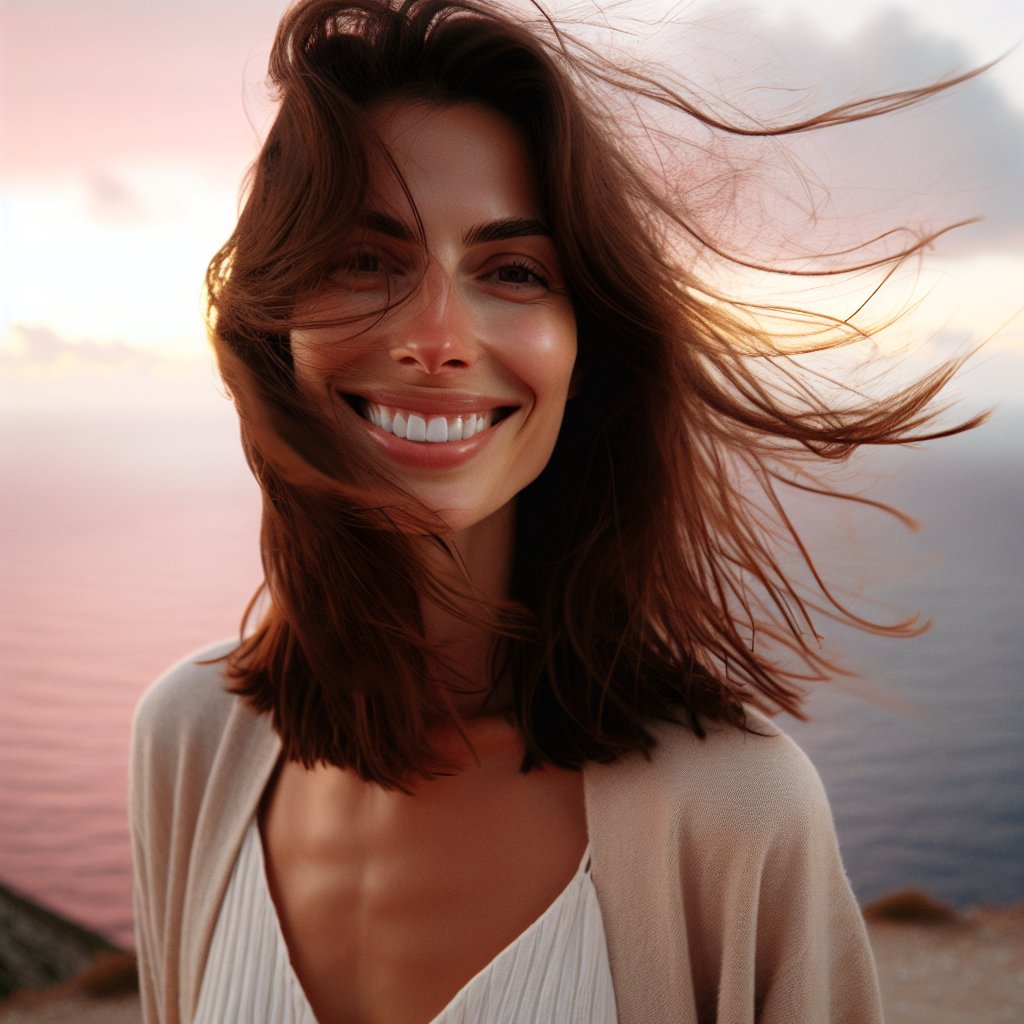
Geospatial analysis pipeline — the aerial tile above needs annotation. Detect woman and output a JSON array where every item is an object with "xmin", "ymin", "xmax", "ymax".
[{"xmin": 130, "ymin": 1, "xmax": 982, "ymax": 1021}]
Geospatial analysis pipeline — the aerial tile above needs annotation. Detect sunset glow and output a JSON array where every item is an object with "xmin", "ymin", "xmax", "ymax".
[{"xmin": 2, "ymin": 0, "xmax": 1022, "ymax": 403}]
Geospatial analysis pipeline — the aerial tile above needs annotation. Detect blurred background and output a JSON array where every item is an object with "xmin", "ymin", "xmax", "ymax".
[{"xmin": 1, "ymin": 0, "xmax": 1022, "ymax": 952}]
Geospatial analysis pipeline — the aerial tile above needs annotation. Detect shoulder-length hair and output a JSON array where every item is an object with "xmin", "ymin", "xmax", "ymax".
[{"xmin": 207, "ymin": 0, "xmax": 984, "ymax": 787}]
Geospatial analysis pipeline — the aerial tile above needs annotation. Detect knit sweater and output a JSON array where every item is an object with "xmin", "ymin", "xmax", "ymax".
[{"xmin": 130, "ymin": 642, "xmax": 883, "ymax": 1023}]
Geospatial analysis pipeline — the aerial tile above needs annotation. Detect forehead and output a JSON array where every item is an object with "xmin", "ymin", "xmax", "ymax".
[{"xmin": 367, "ymin": 101, "xmax": 543, "ymax": 224}]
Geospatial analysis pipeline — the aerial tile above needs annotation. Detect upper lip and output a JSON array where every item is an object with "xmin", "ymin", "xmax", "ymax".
[{"xmin": 338, "ymin": 387, "xmax": 520, "ymax": 416}]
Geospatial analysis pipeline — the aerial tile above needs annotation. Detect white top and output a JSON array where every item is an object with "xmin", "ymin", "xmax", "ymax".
[{"xmin": 194, "ymin": 819, "xmax": 618, "ymax": 1023}]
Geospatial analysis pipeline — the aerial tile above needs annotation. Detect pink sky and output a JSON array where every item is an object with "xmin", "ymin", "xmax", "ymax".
[{"xmin": 1, "ymin": 0, "xmax": 1022, "ymax": 411}]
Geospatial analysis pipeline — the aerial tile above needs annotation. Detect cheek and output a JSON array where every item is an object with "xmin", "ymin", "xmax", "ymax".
[
  {"xmin": 289, "ymin": 325, "xmax": 374, "ymax": 395},
  {"xmin": 289, "ymin": 287, "xmax": 385, "ymax": 389},
  {"xmin": 499, "ymin": 306, "xmax": 577, "ymax": 397}
]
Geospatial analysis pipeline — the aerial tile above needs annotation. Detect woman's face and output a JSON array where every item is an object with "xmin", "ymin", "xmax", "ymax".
[{"xmin": 290, "ymin": 101, "xmax": 577, "ymax": 533}]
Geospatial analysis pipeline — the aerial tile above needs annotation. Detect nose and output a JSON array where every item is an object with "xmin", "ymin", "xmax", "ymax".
[{"xmin": 388, "ymin": 261, "xmax": 478, "ymax": 374}]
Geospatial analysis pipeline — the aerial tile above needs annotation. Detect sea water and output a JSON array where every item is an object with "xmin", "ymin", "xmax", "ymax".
[{"xmin": 1, "ymin": 386, "xmax": 1021, "ymax": 949}]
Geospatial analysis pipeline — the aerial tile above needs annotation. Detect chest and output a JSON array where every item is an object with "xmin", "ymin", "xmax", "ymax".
[{"xmin": 259, "ymin": 757, "xmax": 589, "ymax": 1024}]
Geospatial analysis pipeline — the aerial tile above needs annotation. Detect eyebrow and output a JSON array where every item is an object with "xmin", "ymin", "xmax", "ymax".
[
  {"xmin": 360, "ymin": 212, "xmax": 551, "ymax": 246},
  {"xmin": 463, "ymin": 217, "xmax": 551, "ymax": 245},
  {"xmin": 362, "ymin": 211, "xmax": 416, "ymax": 242}
]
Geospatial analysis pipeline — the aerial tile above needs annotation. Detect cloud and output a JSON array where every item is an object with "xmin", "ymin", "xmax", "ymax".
[
  {"xmin": 803, "ymin": 10, "xmax": 1024, "ymax": 254},
  {"xmin": 0, "ymin": 325, "xmax": 229, "ymax": 415},
  {"xmin": 643, "ymin": 6, "xmax": 1024, "ymax": 257},
  {"xmin": 87, "ymin": 173, "xmax": 148, "ymax": 223},
  {"xmin": 2, "ymin": 324, "xmax": 187, "ymax": 373}
]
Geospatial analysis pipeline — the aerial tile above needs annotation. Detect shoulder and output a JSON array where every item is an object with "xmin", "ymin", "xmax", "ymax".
[
  {"xmin": 587, "ymin": 708, "xmax": 834, "ymax": 854},
  {"xmin": 132, "ymin": 639, "xmax": 239, "ymax": 745},
  {"xmin": 130, "ymin": 640, "xmax": 243, "ymax": 801},
  {"xmin": 662, "ymin": 708, "xmax": 828, "ymax": 822}
]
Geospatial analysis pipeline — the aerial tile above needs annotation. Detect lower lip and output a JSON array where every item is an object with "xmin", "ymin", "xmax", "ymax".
[{"xmin": 359, "ymin": 411, "xmax": 510, "ymax": 469}]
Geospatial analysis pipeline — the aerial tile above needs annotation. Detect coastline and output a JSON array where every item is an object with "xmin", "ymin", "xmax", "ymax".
[{"xmin": 0, "ymin": 887, "xmax": 1020, "ymax": 1023}]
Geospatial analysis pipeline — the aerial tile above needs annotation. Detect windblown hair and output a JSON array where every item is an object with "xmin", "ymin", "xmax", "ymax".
[{"xmin": 207, "ymin": 0, "xmax": 985, "ymax": 786}]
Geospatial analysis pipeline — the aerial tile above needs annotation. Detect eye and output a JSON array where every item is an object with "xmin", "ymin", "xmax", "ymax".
[
  {"xmin": 486, "ymin": 259, "xmax": 550, "ymax": 290},
  {"xmin": 347, "ymin": 252, "xmax": 385, "ymax": 274},
  {"xmin": 337, "ymin": 249, "xmax": 390, "ymax": 276},
  {"xmin": 331, "ymin": 247, "xmax": 408, "ymax": 291}
]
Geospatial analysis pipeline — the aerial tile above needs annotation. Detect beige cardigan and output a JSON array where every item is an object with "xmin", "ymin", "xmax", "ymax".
[{"xmin": 130, "ymin": 643, "xmax": 883, "ymax": 1023}]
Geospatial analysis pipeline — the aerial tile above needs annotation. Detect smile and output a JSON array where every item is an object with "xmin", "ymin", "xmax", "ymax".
[{"xmin": 356, "ymin": 401, "xmax": 514, "ymax": 443}]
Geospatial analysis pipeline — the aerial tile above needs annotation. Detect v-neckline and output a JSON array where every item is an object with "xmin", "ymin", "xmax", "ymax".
[{"xmin": 247, "ymin": 818, "xmax": 593, "ymax": 1024}]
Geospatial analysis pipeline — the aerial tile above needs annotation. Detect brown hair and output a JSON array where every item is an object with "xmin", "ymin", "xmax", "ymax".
[{"xmin": 207, "ymin": 0, "xmax": 985, "ymax": 787}]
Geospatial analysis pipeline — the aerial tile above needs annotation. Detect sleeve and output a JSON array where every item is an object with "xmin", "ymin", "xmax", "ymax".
[
  {"xmin": 709, "ymin": 729, "xmax": 884, "ymax": 1023},
  {"xmin": 129, "ymin": 681, "xmax": 170, "ymax": 1024},
  {"xmin": 127, "ymin": 639, "xmax": 254, "ymax": 1024}
]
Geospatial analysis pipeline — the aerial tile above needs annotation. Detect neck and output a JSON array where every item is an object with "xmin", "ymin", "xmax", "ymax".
[{"xmin": 417, "ymin": 501, "xmax": 516, "ymax": 719}]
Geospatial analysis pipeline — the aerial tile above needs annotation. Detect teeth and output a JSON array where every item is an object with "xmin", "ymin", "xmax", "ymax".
[
  {"xmin": 425, "ymin": 416, "xmax": 448, "ymax": 442},
  {"xmin": 407, "ymin": 414, "xmax": 427, "ymax": 442},
  {"xmin": 361, "ymin": 403, "xmax": 496, "ymax": 443}
]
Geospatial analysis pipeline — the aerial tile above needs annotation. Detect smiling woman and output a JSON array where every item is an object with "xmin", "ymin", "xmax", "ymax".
[{"xmin": 129, "ymin": 1, "xmax": 985, "ymax": 1022}]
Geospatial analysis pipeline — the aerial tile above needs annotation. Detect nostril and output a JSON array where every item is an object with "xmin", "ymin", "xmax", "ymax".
[
  {"xmin": 393, "ymin": 353, "xmax": 472, "ymax": 370},
  {"xmin": 390, "ymin": 343, "xmax": 476, "ymax": 372}
]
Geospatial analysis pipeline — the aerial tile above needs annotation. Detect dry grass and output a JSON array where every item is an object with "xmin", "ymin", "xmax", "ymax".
[{"xmin": 863, "ymin": 888, "xmax": 960, "ymax": 925}]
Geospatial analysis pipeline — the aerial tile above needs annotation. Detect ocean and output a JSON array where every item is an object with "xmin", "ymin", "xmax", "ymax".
[{"xmin": 1, "ymin": 374, "xmax": 1021, "ymax": 950}]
